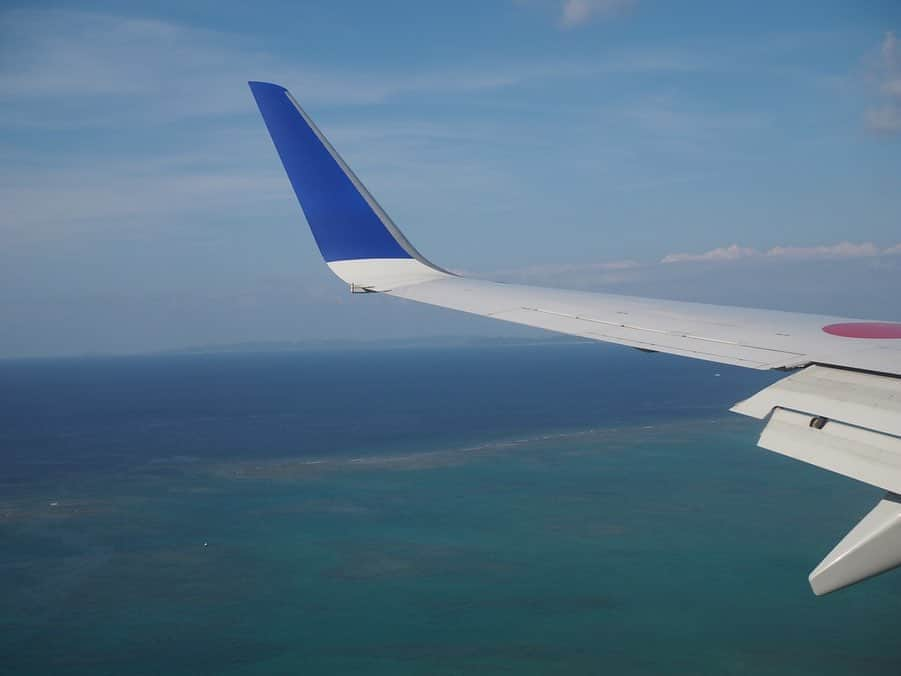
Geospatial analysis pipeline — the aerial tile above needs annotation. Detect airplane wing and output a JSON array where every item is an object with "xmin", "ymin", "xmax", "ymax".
[{"xmin": 249, "ymin": 81, "xmax": 901, "ymax": 595}]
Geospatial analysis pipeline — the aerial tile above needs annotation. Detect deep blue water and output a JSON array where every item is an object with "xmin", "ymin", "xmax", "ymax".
[
  {"xmin": 1, "ymin": 343, "xmax": 898, "ymax": 674},
  {"xmin": 0, "ymin": 342, "xmax": 776, "ymax": 483}
]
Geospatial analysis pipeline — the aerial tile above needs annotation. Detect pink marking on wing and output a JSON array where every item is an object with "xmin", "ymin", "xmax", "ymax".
[{"xmin": 822, "ymin": 322, "xmax": 901, "ymax": 339}]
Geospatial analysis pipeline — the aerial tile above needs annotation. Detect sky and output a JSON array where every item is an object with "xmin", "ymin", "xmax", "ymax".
[{"xmin": 1, "ymin": 0, "xmax": 900, "ymax": 357}]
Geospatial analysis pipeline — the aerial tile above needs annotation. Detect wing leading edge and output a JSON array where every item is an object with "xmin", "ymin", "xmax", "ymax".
[{"xmin": 249, "ymin": 81, "xmax": 901, "ymax": 594}]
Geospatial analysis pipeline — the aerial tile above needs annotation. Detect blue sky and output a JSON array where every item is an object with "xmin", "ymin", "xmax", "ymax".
[{"xmin": 2, "ymin": 1, "xmax": 900, "ymax": 356}]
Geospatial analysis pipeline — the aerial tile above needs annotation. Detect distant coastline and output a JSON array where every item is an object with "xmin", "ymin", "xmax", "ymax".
[
  {"xmin": 162, "ymin": 334, "xmax": 594, "ymax": 355},
  {"xmin": 0, "ymin": 334, "xmax": 596, "ymax": 361}
]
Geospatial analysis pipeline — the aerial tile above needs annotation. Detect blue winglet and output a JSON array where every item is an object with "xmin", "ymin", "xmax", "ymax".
[{"xmin": 249, "ymin": 81, "xmax": 412, "ymax": 263}]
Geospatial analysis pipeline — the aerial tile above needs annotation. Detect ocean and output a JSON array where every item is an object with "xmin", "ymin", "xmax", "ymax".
[{"xmin": 1, "ymin": 342, "xmax": 898, "ymax": 674}]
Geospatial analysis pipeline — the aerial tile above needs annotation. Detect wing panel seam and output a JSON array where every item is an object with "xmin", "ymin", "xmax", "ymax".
[{"xmin": 521, "ymin": 306, "xmax": 806, "ymax": 357}]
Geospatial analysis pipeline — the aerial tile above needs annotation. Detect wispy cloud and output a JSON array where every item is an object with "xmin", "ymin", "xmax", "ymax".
[
  {"xmin": 0, "ymin": 165, "xmax": 287, "ymax": 240},
  {"xmin": 661, "ymin": 241, "xmax": 900, "ymax": 264},
  {"xmin": 0, "ymin": 7, "xmax": 748, "ymax": 246},
  {"xmin": 1, "ymin": 7, "xmax": 692, "ymax": 130},
  {"xmin": 765, "ymin": 241, "xmax": 884, "ymax": 259},
  {"xmin": 488, "ymin": 258, "xmax": 639, "ymax": 279},
  {"xmin": 559, "ymin": 0, "xmax": 637, "ymax": 28},
  {"xmin": 486, "ymin": 240, "xmax": 901, "ymax": 288},
  {"xmin": 864, "ymin": 31, "xmax": 901, "ymax": 135},
  {"xmin": 480, "ymin": 242, "xmax": 901, "ymax": 322},
  {"xmin": 661, "ymin": 244, "xmax": 756, "ymax": 264},
  {"xmin": 0, "ymin": 10, "xmax": 553, "ymax": 129},
  {"xmin": 0, "ymin": 9, "xmax": 522, "ymax": 126}
]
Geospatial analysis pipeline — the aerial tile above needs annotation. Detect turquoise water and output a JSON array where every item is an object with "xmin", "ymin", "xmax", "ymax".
[{"xmin": 1, "ymin": 344, "xmax": 898, "ymax": 674}]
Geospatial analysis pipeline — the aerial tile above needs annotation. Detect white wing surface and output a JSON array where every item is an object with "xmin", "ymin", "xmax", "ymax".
[
  {"xmin": 390, "ymin": 277, "xmax": 901, "ymax": 373},
  {"xmin": 249, "ymin": 81, "xmax": 901, "ymax": 595}
]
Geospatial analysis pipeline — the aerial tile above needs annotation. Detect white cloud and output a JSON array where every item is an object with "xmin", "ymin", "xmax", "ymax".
[
  {"xmin": 765, "ymin": 241, "xmax": 882, "ymax": 259},
  {"xmin": 560, "ymin": 0, "xmax": 636, "ymax": 28},
  {"xmin": 864, "ymin": 31, "xmax": 901, "ymax": 135},
  {"xmin": 661, "ymin": 241, "xmax": 901, "ymax": 264},
  {"xmin": 661, "ymin": 244, "xmax": 756, "ymax": 264},
  {"xmin": 483, "ymin": 242, "xmax": 901, "ymax": 303}
]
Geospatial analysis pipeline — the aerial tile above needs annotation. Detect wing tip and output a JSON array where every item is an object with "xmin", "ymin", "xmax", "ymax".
[{"xmin": 248, "ymin": 80, "xmax": 286, "ymax": 94}]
